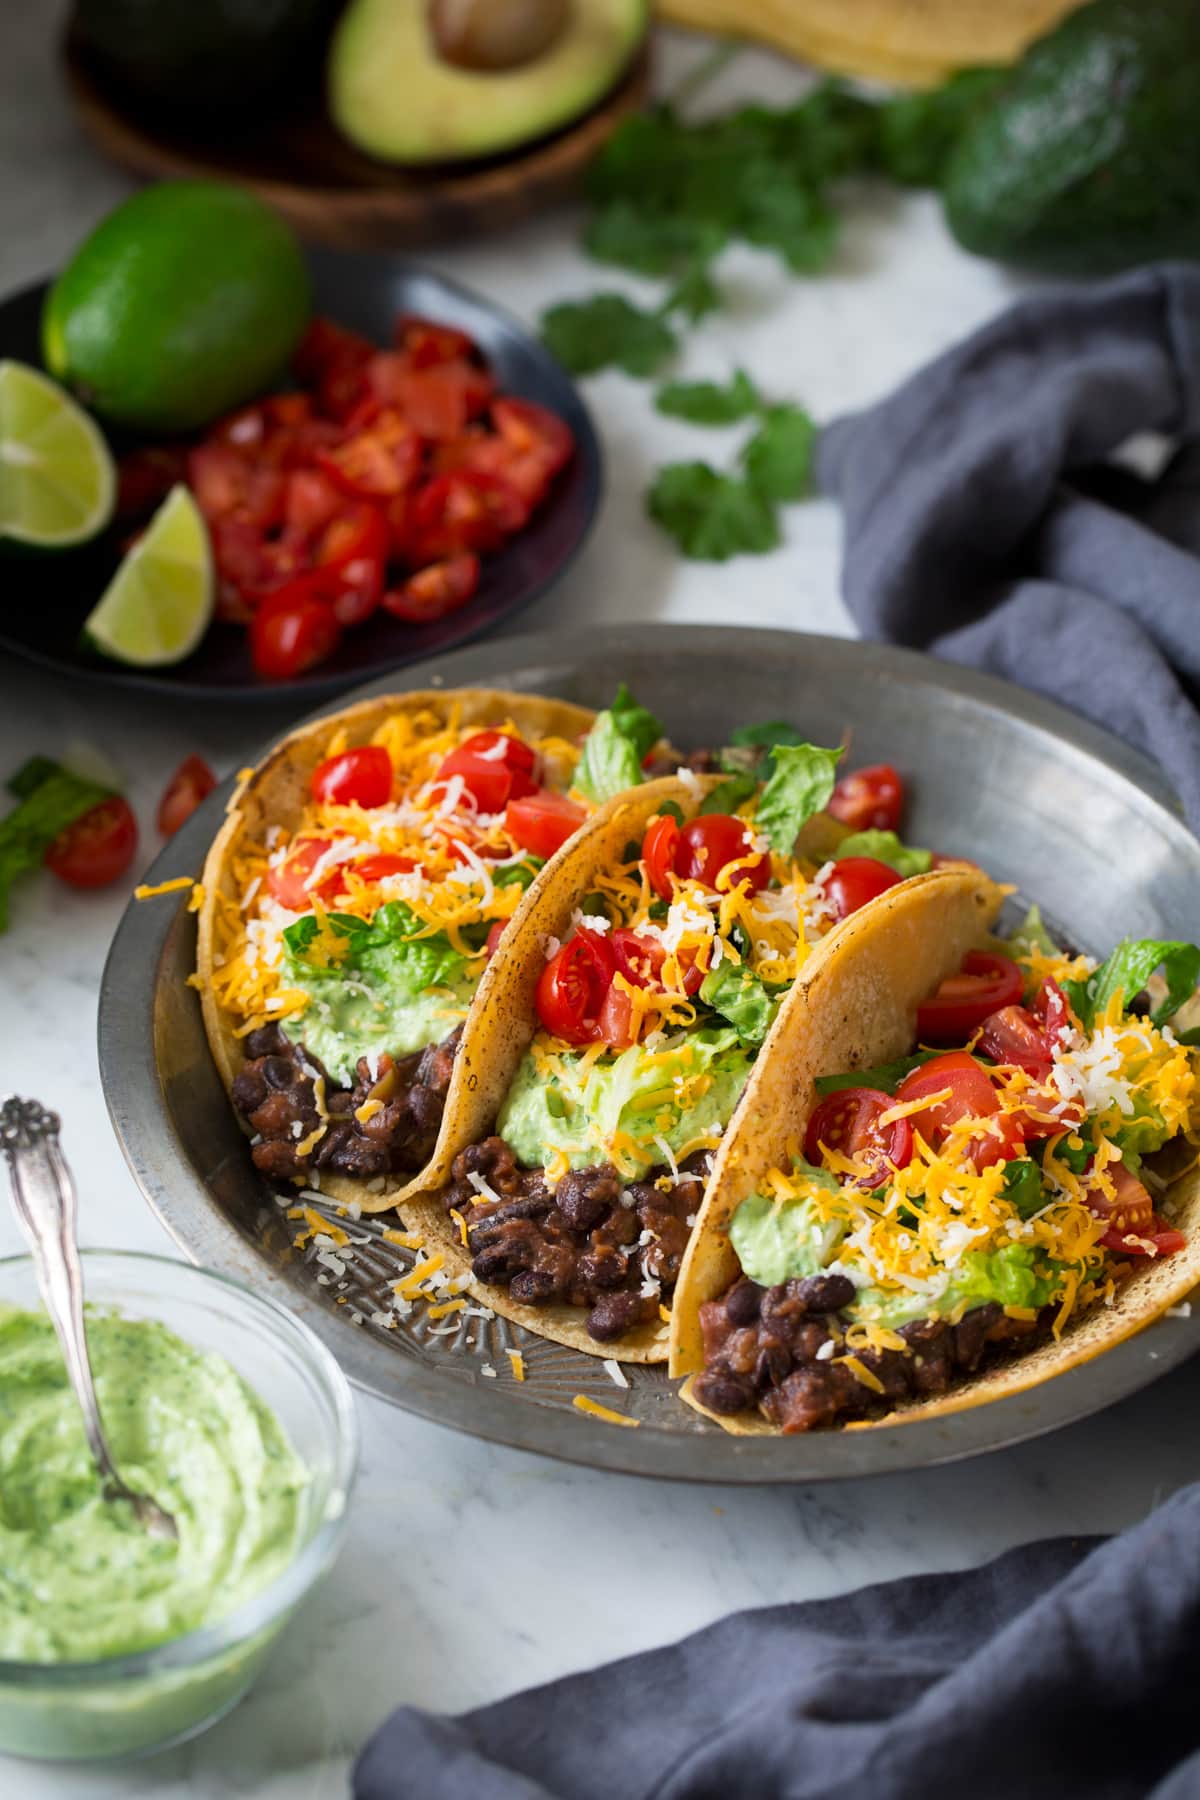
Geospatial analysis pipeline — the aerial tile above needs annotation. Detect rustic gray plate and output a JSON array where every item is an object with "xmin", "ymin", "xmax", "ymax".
[{"xmin": 99, "ymin": 626, "xmax": 1200, "ymax": 1481}]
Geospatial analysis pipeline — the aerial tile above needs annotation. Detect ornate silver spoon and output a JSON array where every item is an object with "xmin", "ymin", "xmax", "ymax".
[{"xmin": 1, "ymin": 1096, "xmax": 177, "ymax": 1541}]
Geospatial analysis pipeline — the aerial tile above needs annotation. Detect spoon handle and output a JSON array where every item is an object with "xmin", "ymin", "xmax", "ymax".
[{"xmin": 1, "ymin": 1097, "xmax": 124, "ymax": 1487}]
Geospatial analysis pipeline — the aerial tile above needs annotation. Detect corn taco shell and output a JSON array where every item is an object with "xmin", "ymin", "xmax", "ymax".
[
  {"xmin": 197, "ymin": 687, "xmax": 597, "ymax": 1216},
  {"xmin": 669, "ymin": 868, "xmax": 1200, "ymax": 1432}
]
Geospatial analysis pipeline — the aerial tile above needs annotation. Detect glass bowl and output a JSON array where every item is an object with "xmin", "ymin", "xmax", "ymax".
[{"xmin": 0, "ymin": 1250, "xmax": 358, "ymax": 1762}]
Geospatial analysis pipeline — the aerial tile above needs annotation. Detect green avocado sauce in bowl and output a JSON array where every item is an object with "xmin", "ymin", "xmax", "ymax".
[{"xmin": 0, "ymin": 1251, "xmax": 357, "ymax": 1763}]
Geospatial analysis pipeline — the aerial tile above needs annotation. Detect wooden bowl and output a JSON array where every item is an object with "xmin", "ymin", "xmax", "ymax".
[{"xmin": 60, "ymin": 27, "xmax": 651, "ymax": 250}]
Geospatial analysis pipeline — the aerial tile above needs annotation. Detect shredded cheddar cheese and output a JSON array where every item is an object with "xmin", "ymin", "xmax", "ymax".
[
  {"xmin": 135, "ymin": 876, "xmax": 196, "ymax": 900},
  {"xmin": 572, "ymin": 1395, "xmax": 639, "ymax": 1427},
  {"xmin": 506, "ymin": 1349, "xmax": 526, "ymax": 1381}
]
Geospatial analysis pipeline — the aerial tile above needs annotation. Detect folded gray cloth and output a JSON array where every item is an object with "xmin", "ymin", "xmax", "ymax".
[
  {"xmin": 354, "ymin": 1480, "xmax": 1200, "ymax": 1799},
  {"xmin": 817, "ymin": 262, "xmax": 1200, "ymax": 833}
]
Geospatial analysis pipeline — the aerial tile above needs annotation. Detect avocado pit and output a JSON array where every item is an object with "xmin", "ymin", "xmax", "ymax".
[{"xmin": 428, "ymin": 0, "xmax": 569, "ymax": 72}]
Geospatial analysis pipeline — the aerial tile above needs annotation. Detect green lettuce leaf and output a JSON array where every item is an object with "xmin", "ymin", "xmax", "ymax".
[
  {"xmin": 699, "ymin": 960, "xmax": 781, "ymax": 1046},
  {"xmin": 755, "ymin": 742, "xmax": 843, "ymax": 855},
  {"xmin": 575, "ymin": 684, "xmax": 664, "ymax": 805},
  {"xmin": 1067, "ymin": 938, "xmax": 1200, "ymax": 1030},
  {"xmin": 834, "ymin": 829, "xmax": 931, "ymax": 877},
  {"xmin": 1000, "ymin": 1158, "xmax": 1045, "ymax": 1220},
  {"xmin": 1005, "ymin": 903, "xmax": 1061, "ymax": 961}
]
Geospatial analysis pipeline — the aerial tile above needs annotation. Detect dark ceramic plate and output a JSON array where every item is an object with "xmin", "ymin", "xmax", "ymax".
[
  {"xmin": 99, "ymin": 626, "xmax": 1200, "ymax": 1483},
  {"xmin": 0, "ymin": 251, "xmax": 600, "ymax": 702}
]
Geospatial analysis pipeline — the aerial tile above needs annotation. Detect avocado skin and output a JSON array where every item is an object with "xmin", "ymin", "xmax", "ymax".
[
  {"xmin": 73, "ymin": 0, "xmax": 337, "ymax": 116},
  {"xmin": 944, "ymin": 0, "xmax": 1200, "ymax": 271}
]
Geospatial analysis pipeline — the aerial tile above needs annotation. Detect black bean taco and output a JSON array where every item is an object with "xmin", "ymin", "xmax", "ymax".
[{"xmin": 669, "ymin": 872, "xmax": 1200, "ymax": 1433}]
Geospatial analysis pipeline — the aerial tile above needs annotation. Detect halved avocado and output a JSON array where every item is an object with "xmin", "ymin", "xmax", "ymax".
[{"xmin": 328, "ymin": 0, "xmax": 648, "ymax": 166}]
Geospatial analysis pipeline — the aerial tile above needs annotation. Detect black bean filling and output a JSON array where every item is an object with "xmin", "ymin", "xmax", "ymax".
[
  {"xmin": 231, "ymin": 1022, "xmax": 461, "ymax": 1182},
  {"xmin": 693, "ymin": 1275, "xmax": 1055, "ymax": 1433},
  {"xmin": 439, "ymin": 1137, "xmax": 706, "ymax": 1343}
]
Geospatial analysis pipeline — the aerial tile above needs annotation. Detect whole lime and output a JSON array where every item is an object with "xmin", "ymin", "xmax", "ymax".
[{"xmin": 42, "ymin": 182, "xmax": 311, "ymax": 433}]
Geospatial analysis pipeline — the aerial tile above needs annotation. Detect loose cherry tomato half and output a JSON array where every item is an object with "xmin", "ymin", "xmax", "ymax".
[
  {"xmin": 157, "ymin": 754, "xmax": 217, "ymax": 837},
  {"xmin": 804, "ymin": 1086, "xmax": 914, "ymax": 1182},
  {"xmin": 643, "ymin": 813, "xmax": 681, "ymax": 901},
  {"xmin": 316, "ymin": 408, "xmax": 422, "ymax": 501},
  {"xmin": 535, "ymin": 928, "xmax": 616, "ymax": 1045},
  {"xmin": 675, "ymin": 813, "xmax": 771, "ymax": 895},
  {"xmin": 250, "ymin": 591, "xmax": 340, "ymax": 683},
  {"xmin": 828, "ymin": 763, "xmax": 905, "ymax": 832},
  {"xmin": 821, "ymin": 856, "xmax": 903, "ymax": 920},
  {"xmin": 266, "ymin": 836, "xmax": 332, "ymax": 909},
  {"xmin": 45, "ymin": 796, "xmax": 138, "ymax": 890},
  {"xmin": 382, "ymin": 551, "xmax": 481, "ymax": 624},
  {"xmin": 505, "ymin": 790, "xmax": 586, "ymax": 859},
  {"xmin": 894, "ymin": 1052, "xmax": 1009, "ymax": 1168},
  {"xmin": 311, "ymin": 745, "xmax": 393, "ymax": 809},
  {"xmin": 916, "ymin": 951, "xmax": 1026, "ymax": 1045},
  {"xmin": 437, "ymin": 731, "xmax": 537, "ymax": 814}
]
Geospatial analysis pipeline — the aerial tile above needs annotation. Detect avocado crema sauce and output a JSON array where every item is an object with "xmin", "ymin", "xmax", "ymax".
[{"xmin": 0, "ymin": 1305, "xmax": 309, "ymax": 1663}]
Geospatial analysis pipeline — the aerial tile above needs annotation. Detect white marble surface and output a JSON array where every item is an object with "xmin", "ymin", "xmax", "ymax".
[{"xmin": 2, "ymin": 11, "xmax": 1199, "ymax": 1797}]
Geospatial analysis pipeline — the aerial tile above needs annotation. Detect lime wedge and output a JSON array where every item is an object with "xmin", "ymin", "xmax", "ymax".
[
  {"xmin": 0, "ymin": 360, "xmax": 116, "ymax": 548},
  {"xmin": 83, "ymin": 485, "xmax": 213, "ymax": 667}
]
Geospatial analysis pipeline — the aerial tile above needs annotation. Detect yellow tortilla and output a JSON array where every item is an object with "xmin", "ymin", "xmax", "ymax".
[
  {"xmin": 197, "ymin": 687, "xmax": 596, "ymax": 1216},
  {"xmin": 669, "ymin": 868, "xmax": 1200, "ymax": 1433}
]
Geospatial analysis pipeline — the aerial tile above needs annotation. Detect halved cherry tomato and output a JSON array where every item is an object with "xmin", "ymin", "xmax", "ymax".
[
  {"xmin": 974, "ymin": 976, "xmax": 1071, "ymax": 1072},
  {"xmin": 266, "ymin": 836, "xmax": 332, "ymax": 908},
  {"xmin": 157, "ymin": 754, "xmax": 217, "ymax": 837},
  {"xmin": 250, "ymin": 591, "xmax": 340, "ymax": 683},
  {"xmin": 828, "ymin": 763, "xmax": 904, "ymax": 832},
  {"xmin": 311, "ymin": 745, "xmax": 393, "ymax": 809},
  {"xmin": 505, "ymin": 790, "xmax": 586, "ymax": 859},
  {"xmin": 45, "ymin": 796, "xmax": 138, "ymax": 890},
  {"xmin": 316, "ymin": 408, "xmax": 422, "ymax": 500},
  {"xmin": 396, "ymin": 315, "xmax": 478, "ymax": 366},
  {"xmin": 610, "ymin": 927, "xmax": 703, "ymax": 997},
  {"xmin": 804, "ymin": 1087, "xmax": 914, "ymax": 1181},
  {"xmin": 821, "ymin": 856, "xmax": 903, "ymax": 920},
  {"xmin": 312, "ymin": 503, "xmax": 388, "ymax": 627},
  {"xmin": 643, "ymin": 813, "xmax": 681, "ymax": 902},
  {"xmin": 407, "ymin": 471, "xmax": 528, "ymax": 561},
  {"xmin": 491, "ymin": 398, "xmax": 574, "ymax": 478},
  {"xmin": 437, "ymin": 731, "xmax": 537, "ymax": 814},
  {"xmin": 596, "ymin": 979, "xmax": 635, "ymax": 1048},
  {"xmin": 675, "ymin": 814, "xmax": 771, "ymax": 894},
  {"xmin": 894, "ymin": 1052, "xmax": 1009, "ymax": 1167},
  {"xmin": 484, "ymin": 919, "xmax": 507, "ymax": 960},
  {"xmin": 382, "ymin": 552, "xmax": 481, "ymax": 623},
  {"xmin": 316, "ymin": 851, "xmax": 420, "ymax": 903},
  {"xmin": 1084, "ymin": 1161, "xmax": 1164, "ymax": 1256},
  {"xmin": 535, "ymin": 928, "xmax": 616, "ymax": 1044},
  {"xmin": 917, "ymin": 951, "xmax": 1026, "ymax": 1045}
]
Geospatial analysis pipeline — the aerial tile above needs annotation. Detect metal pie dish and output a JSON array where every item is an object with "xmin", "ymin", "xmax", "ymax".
[{"xmin": 99, "ymin": 626, "xmax": 1200, "ymax": 1482}]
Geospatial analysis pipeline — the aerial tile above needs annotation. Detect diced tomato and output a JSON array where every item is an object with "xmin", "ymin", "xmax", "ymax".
[
  {"xmin": 250, "ymin": 590, "xmax": 340, "ymax": 682},
  {"xmin": 367, "ymin": 355, "xmax": 494, "ymax": 438},
  {"xmin": 437, "ymin": 730, "xmax": 538, "ymax": 814},
  {"xmin": 45, "ymin": 796, "xmax": 138, "ymax": 889},
  {"xmin": 381, "ymin": 552, "xmax": 481, "ymax": 623},
  {"xmin": 438, "ymin": 397, "xmax": 574, "ymax": 509},
  {"xmin": 313, "ymin": 503, "xmax": 388, "ymax": 627},
  {"xmin": 284, "ymin": 469, "xmax": 343, "ymax": 542},
  {"xmin": 157, "ymin": 754, "xmax": 217, "ymax": 836},
  {"xmin": 804, "ymin": 1087, "xmax": 913, "ymax": 1183},
  {"xmin": 316, "ymin": 408, "xmax": 423, "ymax": 500},
  {"xmin": 396, "ymin": 315, "xmax": 478, "ymax": 367},
  {"xmin": 917, "ymin": 951, "xmax": 1027, "ymax": 1045},
  {"xmin": 674, "ymin": 813, "xmax": 771, "ymax": 895},
  {"xmin": 821, "ymin": 856, "xmax": 903, "ymax": 920},
  {"xmin": 505, "ymin": 790, "xmax": 586, "ymax": 859},
  {"xmin": 116, "ymin": 446, "xmax": 189, "ymax": 520},
  {"xmin": 187, "ymin": 442, "xmax": 284, "ymax": 528},
  {"xmin": 484, "ymin": 919, "xmax": 507, "ymax": 960},
  {"xmin": 643, "ymin": 813, "xmax": 681, "ymax": 902},
  {"xmin": 407, "ymin": 471, "xmax": 528, "ymax": 562},
  {"xmin": 293, "ymin": 316, "xmax": 375, "ymax": 420},
  {"xmin": 535, "ymin": 928, "xmax": 616, "ymax": 1045},
  {"xmin": 828, "ymin": 763, "xmax": 905, "ymax": 832},
  {"xmin": 311, "ymin": 745, "xmax": 393, "ymax": 809},
  {"xmin": 894, "ymin": 1051, "xmax": 1015, "ymax": 1168},
  {"xmin": 491, "ymin": 398, "xmax": 574, "ymax": 478}
]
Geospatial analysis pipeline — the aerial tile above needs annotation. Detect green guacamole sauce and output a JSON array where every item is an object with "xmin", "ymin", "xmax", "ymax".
[{"xmin": 0, "ymin": 1306, "xmax": 309, "ymax": 1665}]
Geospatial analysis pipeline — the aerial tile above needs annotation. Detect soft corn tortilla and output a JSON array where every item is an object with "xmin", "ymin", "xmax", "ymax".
[
  {"xmin": 197, "ymin": 687, "xmax": 596, "ymax": 1217},
  {"xmin": 669, "ymin": 869, "xmax": 1200, "ymax": 1433}
]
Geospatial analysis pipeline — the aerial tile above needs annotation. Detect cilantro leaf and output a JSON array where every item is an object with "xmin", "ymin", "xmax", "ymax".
[
  {"xmin": 0, "ymin": 765, "xmax": 113, "ymax": 933},
  {"xmin": 700, "ymin": 773, "xmax": 758, "ymax": 816},
  {"xmin": 540, "ymin": 294, "xmax": 677, "ymax": 377},
  {"xmin": 584, "ymin": 201, "xmax": 726, "ymax": 275},
  {"xmin": 664, "ymin": 263, "xmax": 721, "ymax": 322},
  {"xmin": 1078, "ymin": 938, "xmax": 1200, "ymax": 1031},
  {"xmin": 655, "ymin": 368, "xmax": 760, "ymax": 424},
  {"xmin": 834, "ymin": 829, "xmax": 931, "ymax": 877},
  {"xmin": 756, "ymin": 742, "xmax": 844, "ymax": 856},
  {"xmin": 742, "ymin": 404, "xmax": 817, "ymax": 502},
  {"xmin": 699, "ymin": 960, "xmax": 781, "ymax": 1047},
  {"xmin": 877, "ymin": 67, "xmax": 1006, "ymax": 188},
  {"xmin": 575, "ymin": 684, "xmax": 664, "ymax": 804},
  {"xmin": 646, "ymin": 462, "xmax": 779, "ymax": 561},
  {"xmin": 739, "ymin": 176, "xmax": 838, "ymax": 272}
]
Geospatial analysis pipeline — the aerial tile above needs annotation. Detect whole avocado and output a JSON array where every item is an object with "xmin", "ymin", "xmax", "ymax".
[
  {"xmin": 42, "ymin": 182, "xmax": 311, "ymax": 433},
  {"xmin": 944, "ymin": 0, "xmax": 1200, "ymax": 271},
  {"xmin": 72, "ymin": 0, "xmax": 336, "ymax": 116}
]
